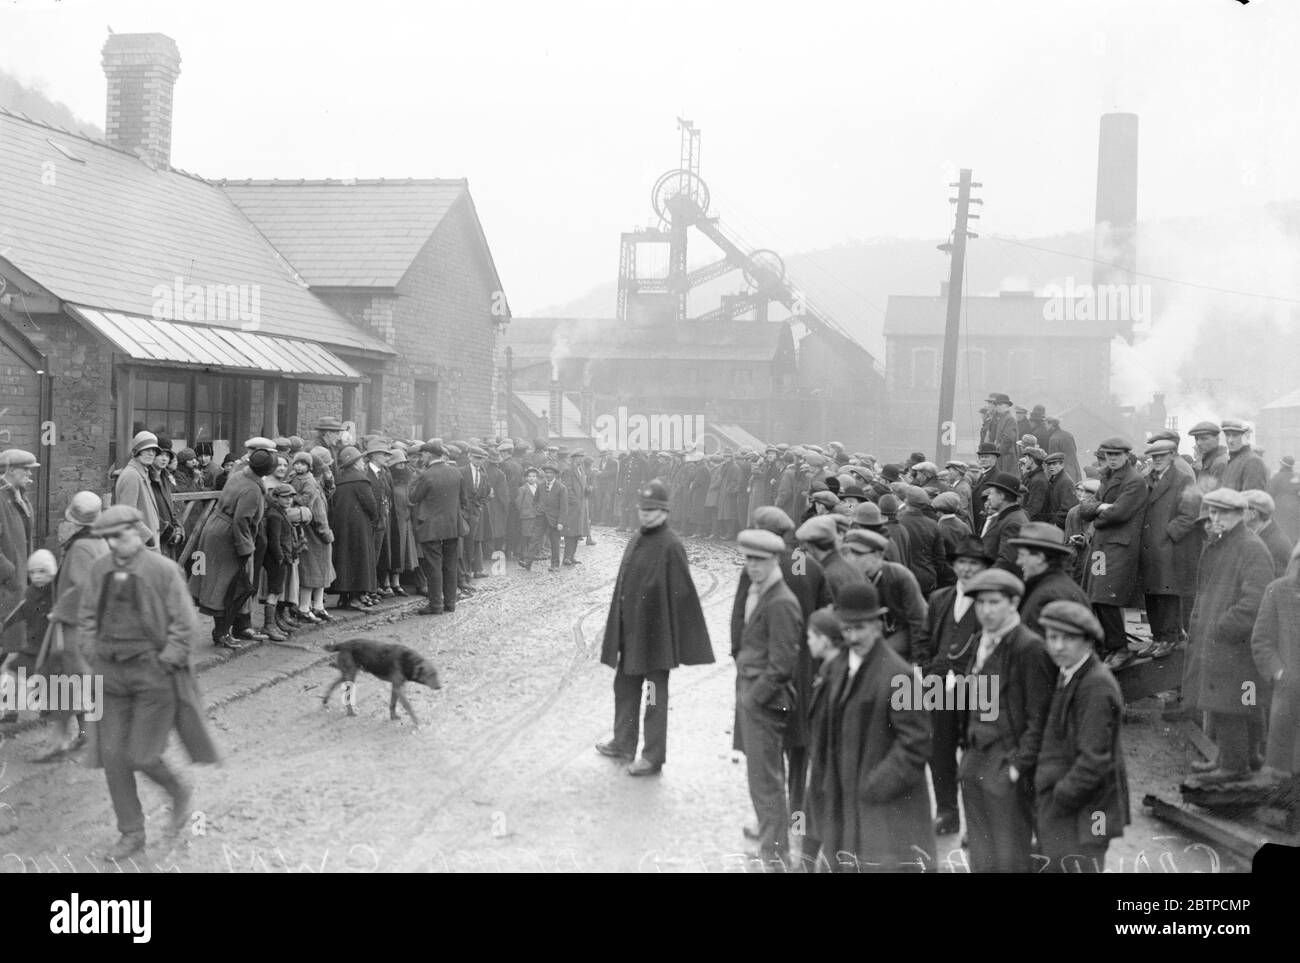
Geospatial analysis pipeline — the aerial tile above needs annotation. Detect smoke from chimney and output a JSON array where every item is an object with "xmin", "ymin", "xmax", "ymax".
[{"xmin": 102, "ymin": 32, "xmax": 181, "ymax": 169}]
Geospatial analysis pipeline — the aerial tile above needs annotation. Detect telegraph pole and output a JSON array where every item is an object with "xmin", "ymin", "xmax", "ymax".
[{"xmin": 935, "ymin": 169, "xmax": 981, "ymax": 465}]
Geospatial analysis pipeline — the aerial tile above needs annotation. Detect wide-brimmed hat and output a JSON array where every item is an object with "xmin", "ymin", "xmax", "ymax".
[
  {"xmin": 1008, "ymin": 522, "xmax": 1074, "ymax": 556},
  {"xmin": 948, "ymin": 534, "xmax": 995, "ymax": 563},
  {"xmin": 130, "ymin": 431, "xmax": 160, "ymax": 456},
  {"xmin": 364, "ymin": 436, "xmax": 393, "ymax": 455},
  {"xmin": 336, "ymin": 446, "xmax": 363, "ymax": 469},
  {"xmin": 64, "ymin": 490, "xmax": 104, "ymax": 527},
  {"xmin": 315, "ymin": 417, "xmax": 344, "ymax": 432}
]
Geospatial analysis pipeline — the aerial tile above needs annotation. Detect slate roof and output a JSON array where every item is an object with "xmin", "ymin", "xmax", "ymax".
[
  {"xmin": 220, "ymin": 180, "xmax": 477, "ymax": 289},
  {"xmin": 504, "ymin": 317, "xmax": 794, "ymax": 364},
  {"xmin": 0, "ymin": 108, "xmax": 394, "ymax": 357},
  {"xmin": 514, "ymin": 390, "xmax": 590, "ymax": 438}
]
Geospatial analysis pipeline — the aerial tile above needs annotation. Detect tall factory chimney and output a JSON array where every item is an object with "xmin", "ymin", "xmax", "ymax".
[
  {"xmin": 548, "ymin": 380, "xmax": 563, "ymax": 437},
  {"xmin": 1093, "ymin": 113, "xmax": 1139, "ymax": 309}
]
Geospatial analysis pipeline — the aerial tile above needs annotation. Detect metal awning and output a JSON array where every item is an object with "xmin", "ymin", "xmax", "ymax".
[{"xmin": 67, "ymin": 305, "xmax": 362, "ymax": 380}]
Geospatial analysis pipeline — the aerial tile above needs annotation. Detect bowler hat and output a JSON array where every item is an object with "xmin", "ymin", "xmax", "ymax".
[
  {"xmin": 986, "ymin": 393, "xmax": 1013, "ymax": 406},
  {"xmin": 976, "ymin": 443, "xmax": 1000, "ymax": 456},
  {"xmin": 984, "ymin": 472, "xmax": 1022, "ymax": 499},
  {"xmin": 835, "ymin": 583, "xmax": 889, "ymax": 623},
  {"xmin": 850, "ymin": 502, "xmax": 885, "ymax": 529},
  {"xmin": 1038, "ymin": 600, "xmax": 1103, "ymax": 643},
  {"xmin": 336, "ymin": 446, "xmax": 363, "ymax": 469},
  {"xmin": 1008, "ymin": 522, "xmax": 1074, "ymax": 555},
  {"xmin": 839, "ymin": 484, "xmax": 869, "ymax": 503},
  {"xmin": 1030, "ymin": 405, "xmax": 1046, "ymax": 418},
  {"xmin": 948, "ymin": 534, "xmax": 995, "ymax": 563}
]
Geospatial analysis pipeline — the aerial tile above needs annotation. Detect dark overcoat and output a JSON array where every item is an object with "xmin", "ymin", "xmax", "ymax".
[
  {"xmin": 1034, "ymin": 654, "xmax": 1130, "ymax": 856},
  {"xmin": 189, "ymin": 467, "xmax": 265, "ymax": 613},
  {"xmin": 330, "ymin": 465, "xmax": 379, "ymax": 593},
  {"xmin": 600, "ymin": 522, "xmax": 713, "ymax": 675},
  {"xmin": 0, "ymin": 480, "xmax": 33, "ymax": 650},
  {"xmin": 410, "ymin": 461, "xmax": 469, "ymax": 542},
  {"xmin": 807, "ymin": 645, "xmax": 936, "ymax": 872},
  {"xmin": 1020, "ymin": 568, "xmax": 1089, "ymax": 638},
  {"xmin": 1251, "ymin": 573, "xmax": 1300, "ymax": 773},
  {"xmin": 981, "ymin": 504, "xmax": 1029, "ymax": 573},
  {"xmin": 1138, "ymin": 467, "xmax": 1199, "ymax": 595},
  {"xmin": 1191, "ymin": 523, "xmax": 1275, "ymax": 715},
  {"xmin": 1081, "ymin": 463, "xmax": 1147, "ymax": 607}
]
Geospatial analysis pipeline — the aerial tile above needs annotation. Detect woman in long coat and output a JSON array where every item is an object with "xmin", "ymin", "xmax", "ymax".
[
  {"xmin": 330, "ymin": 447, "xmax": 379, "ymax": 610},
  {"xmin": 484, "ymin": 453, "xmax": 510, "ymax": 554},
  {"xmin": 189, "ymin": 450, "xmax": 273, "ymax": 646},
  {"xmin": 289, "ymin": 452, "xmax": 335, "ymax": 620},
  {"xmin": 1251, "ymin": 545, "xmax": 1300, "ymax": 774},
  {"xmin": 387, "ymin": 449, "xmax": 422, "ymax": 592}
]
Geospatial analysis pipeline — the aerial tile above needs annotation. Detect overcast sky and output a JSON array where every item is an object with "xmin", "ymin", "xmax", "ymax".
[{"xmin": 1, "ymin": 0, "xmax": 1295, "ymax": 316}]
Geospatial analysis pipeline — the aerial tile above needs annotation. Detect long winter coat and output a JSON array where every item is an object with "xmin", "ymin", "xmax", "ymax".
[
  {"xmin": 717, "ymin": 459, "xmax": 743, "ymax": 523},
  {"xmin": 1021, "ymin": 467, "xmax": 1051, "ymax": 523},
  {"xmin": 1081, "ymin": 462, "xmax": 1147, "ymax": 607},
  {"xmin": 1251, "ymin": 571, "xmax": 1300, "ymax": 772},
  {"xmin": 1045, "ymin": 471, "xmax": 1079, "ymax": 528},
  {"xmin": 746, "ymin": 462, "xmax": 769, "ymax": 524},
  {"xmin": 992, "ymin": 411, "xmax": 1021, "ymax": 479},
  {"xmin": 807, "ymin": 645, "xmax": 936, "ymax": 872},
  {"xmin": 687, "ymin": 461, "xmax": 712, "ymax": 526},
  {"xmin": 1139, "ymin": 467, "xmax": 1201, "ymax": 596},
  {"xmin": 79, "ymin": 546, "xmax": 220, "ymax": 769},
  {"xmin": 291, "ymin": 471, "xmax": 335, "ymax": 589},
  {"xmin": 189, "ymin": 467, "xmax": 266, "ymax": 613},
  {"xmin": 330, "ymin": 465, "xmax": 379, "ymax": 594},
  {"xmin": 410, "ymin": 461, "xmax": 469, "ymax": 542},
  {"xmin": 1189, "ymin": 522, "xmax": 1275, "ymax": 715},
  {"xmin": 600, "ymin": 522, "xmax": 713, "ymax": 675},
  {"xmin": 0, "ymin": 480, "xmax": 34, "ymax": 650},
  {"xmin": 1220, "ymin": 445, "xmax": 1269, "ymax": 493},
  {"xmin": 559, "ymin": 463, "xmax": 588, "ymax": 534},
  {"xmin": 1046, "ymin": 428, "xmax": 1082, "ymax": 484},
  {"xmin": 981, "ymin": 504, "xmax": 1030, "ymax": 574},
  {"xmin": 113, "ymin": 458, "xmax": 161, "ymax": 550},
  {"xmin": 484, "ymin": 462, "xmax": 510, "ymax": 544}
]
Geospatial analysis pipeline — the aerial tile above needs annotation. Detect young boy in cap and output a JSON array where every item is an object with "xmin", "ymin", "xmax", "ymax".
[
  {"xmin": 597, "ymin": 480, "xmax": 712, "ymax": 775},
  {"xmin": 77, "ymin": 505, "xmax": 219, "ymax": 860},
  {"xmin": 733, "ymin": 528, "xmax": 803, "ymax": 866},
  {"xmin": 958, "ymin": 568, "xmax": 1054, "ymax": 872},
  {"xmin": 1033, "ymin": 600, "xmax": 1129, "ymax": 872}
]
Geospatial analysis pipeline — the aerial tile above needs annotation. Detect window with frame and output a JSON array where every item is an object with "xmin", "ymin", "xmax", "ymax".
[{"xmin": 133, "ymin": 370, "xmax": 234, "ymax": 455}]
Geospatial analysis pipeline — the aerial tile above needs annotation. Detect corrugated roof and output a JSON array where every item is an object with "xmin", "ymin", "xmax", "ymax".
[
  {"xmin": 0, "ymin": 109, "xmax": 393, "ymax": 356},
  {"xmin": 505, "ymin": 317, "xmax": 792, "ymax": 363},
  {"xmin": 220, "ymin": 180, "xmax": 469, "ymax": 288},
  {"xmin": 884, "ymin": 294, "xmax": 1120, "ymax": 339},
  {"xmin": 71, "ymin": 306, "xmax": 362, "ymax": 380}
]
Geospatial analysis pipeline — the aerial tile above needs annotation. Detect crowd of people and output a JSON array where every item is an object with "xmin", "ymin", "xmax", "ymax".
[
  {"xmin": 2, "ymin": 395, "xmax": 1300, "ymax": 867},
  {"xmin": 591, "ymin": 399, "xmax": 1300, "ymax": 871}
]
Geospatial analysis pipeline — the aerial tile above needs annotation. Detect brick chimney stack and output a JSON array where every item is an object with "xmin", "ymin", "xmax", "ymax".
[{"xmin": 102, "ymin": 32, "xmax": 181, "ymax": 169}]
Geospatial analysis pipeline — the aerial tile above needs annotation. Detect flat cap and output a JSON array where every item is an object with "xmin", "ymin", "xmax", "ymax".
[
  {"xmin": 1043, "ymin": 452, "xmax": 1066, "ymax": 465},
  {"xmin": 1201, "ymin": 487, "xmax": 1247, "ymax": 511},
  {"xmin": 1220, "ymin": 418, "xmax": 1249, "ymax": 433},
  {"xmin": 244, "ymin": 436, "xmax": 277, "ymax": 452},
  {"xmin": 810, "ymin": 490, "xmax": 839, "ymax": 508},
  {"xmin": 751, "ymin": 505, "xmax": 795, "ymax": 537},
  {"xmin": 932, "ymin": 491, "xmax": 963, "ymax": 514},
  {"xmin": 1188, "ymin": 421, "xmax": 1221, "ymax": 437},
  {"xmin": 0, "ymin": 448, "xmax": 40, "ymax": 470},
  {"xmin": 1096, "ymin": 436, "xmax": 1132, "ymax": 453},
  {"xmin": 738, "ymin": 528, "xmax": 785, "ymax": 558},
  {"xmin": 944, "ymin": 460, "xmax": 969, "ymax": 472},
  {"xmin": 795, "ymin": 515, "xmax": 838, "ymax": 546},
  {"xmin": 91, "ymin": 504, "xmax": 147, "ymax": 536},
  {"xmin": 1021, "ymin": 446, "xmax": 1047, "ymax": 462},
  {"xmin": 842, "ymin": 528, "xmax": 889, "ymax": 553},
  {"xmin": 1039, "ymin": 600, "xmax": 1103, "ymax": 642},
  {"xmin": 903, "ymin": 485, "xmax": 931, "ymax": 510},
  {"xmin": 878, "ymin": 493, "xmax": 902, "ymax": 516},
  {"xmin": 964, "ymin": 568, "xmax": 1025, "ymax": 598},
  {"xmin": 912, "ymin": 461, "xmax": 938, "ymax": 475},
  {"xmin": 1144, "ymin": 439, "xmax": 1178, "ymax": 456},
  {"xmin": 1242, "ymin": 490, "xmax": 1275, "ymax": 515},
  {"xmin": 314, "ymin": 416, "xmax": 344, "ymax": 431},
  {"xmin": 271, "ymin": 483, "xmax": 296, "ymax": 497}
]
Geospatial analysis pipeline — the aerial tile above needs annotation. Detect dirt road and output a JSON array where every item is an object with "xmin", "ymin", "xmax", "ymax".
[{"xmin": 0, "ymin": 528, "xmax": 1234, "ymax": 873}]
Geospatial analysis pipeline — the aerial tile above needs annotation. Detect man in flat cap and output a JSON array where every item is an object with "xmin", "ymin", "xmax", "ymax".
[
  {"xmin": 795, "ymin": 515, "xmax": 863, "ymax": 603},
  {"xmin": 1243, "ymin": 490, "xmax": 1294, "ymax": 577},
  {"xmin": 1219, "ymin": 419, "xmax": 1268, "ymax": 493},
  {"xmin": 78, "ymin": 506, "xmax": 219, "ymax": 860},
  {"xmin": 805, "ymin": 582, "xmax": 935, "ymax": 872},
  {"xmin": 958, "ymin": 568, "xmax": 1054, "ymax": 872},
  {"xmin": 1043, "ymin": 415, "xmax": 1082, "ymax": 484},
  {"xmin": 597, "ymin": 480, "xmax": 712, "ymax": 775},
  {"xmin": 0, "ymin": 449, "xmax": 39, "ymax": 658},
  {"xmin": 985, "ymin": 394, "xmax": 1021, "ymax": 480},
  {"xmin": 839, "ymin": 529, "xmax": 929, "ymax": 665},
  {"xmin": 979, "ymin": 472, "xmax": 1030, "ymax": 574},
  {"xmin": 314, "ymin": 417, "xmax": 345, "ymax": 468},
  {"xmin": 1080, "ymin": 437, "xmax": 1148, "ymax": 671},
  {"xmin": 1184, "ymin": 487, "xmax": 1275, "ymax": 782},
  {"xmin": 1033, "ymin": 600, "xmax": 1129, "ymax": 872},
  {"xmin": 732, "ymin": 528, "xmax": 803, "ymax": 866},
  {"xmin": 1042, "ymin": 452, "xmax": 1078, "ymax": 528},
  {"xmin": 410, "ymin": 442, "xmax": 469, "ymax": 614},
  {"xmin": 1139, "ymin": 439, "xmax": 1202, "ymax": 661},
  {"xmin": 1188, "ymin": 421, "xmax": 1229, "ymax": 489},
  {"xmin": 1010, "ymin": 522, "xmax": 1089, "ymax": 639}
]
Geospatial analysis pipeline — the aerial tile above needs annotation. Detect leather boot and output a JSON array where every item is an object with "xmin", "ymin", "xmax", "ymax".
[
  {"xmin": 275, "ymin": 603, "xmax": 296, "ymax": 633},
  {"xmin": 263, "ymin": 605, "xmax": 289, "ymax": 642}
]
